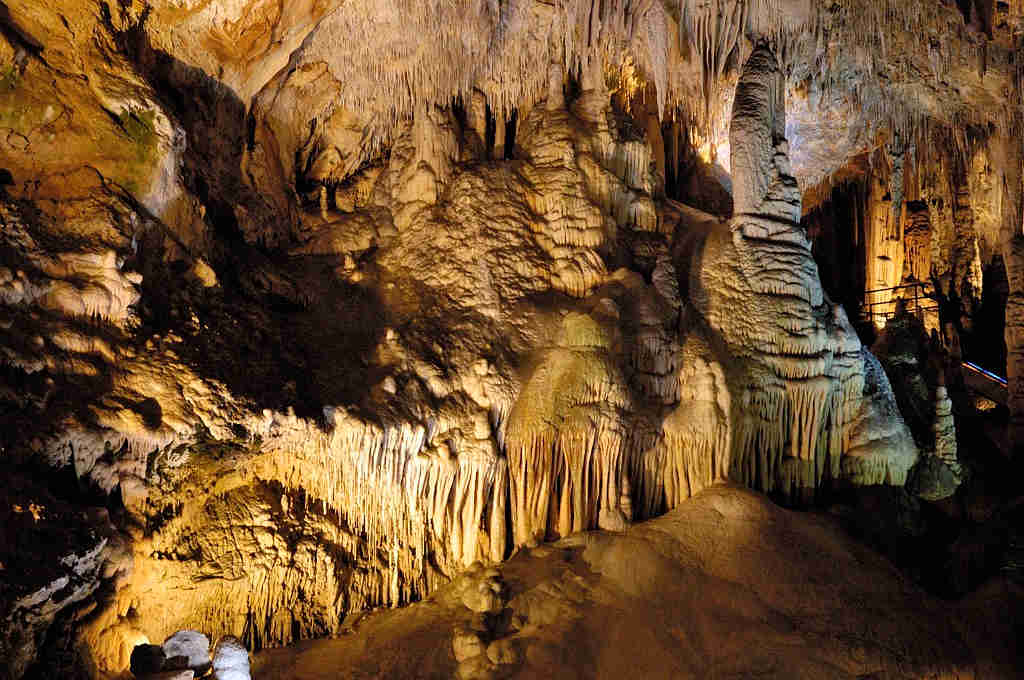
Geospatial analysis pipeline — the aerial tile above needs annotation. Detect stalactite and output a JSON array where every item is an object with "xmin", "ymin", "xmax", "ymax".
[
  {"xmin": 864, "ymin": 171, "xmax": 904, "ymax": 325},
  {"xmin": 287, "ymin": 0, "xmax": 1000, "ymax": 165},
  {"xmin": 505, "ymin": 336, "xmax": 632, "ymax": 545},
  {"xmin": 951, "ymin": 165, "xmax": 985, "ymax": 312},
  {"xmin": 902, "ymin": 203, "xmax": 932, "ymax": 283}
]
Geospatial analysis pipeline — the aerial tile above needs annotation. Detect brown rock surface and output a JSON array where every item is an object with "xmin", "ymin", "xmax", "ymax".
[
  {"xmin": 1, "ymin": 1, "xmax": 1023, "ymax": 678},
  {"xmin": 252, "ymin": 485, "xmax": 1023, "ymax": 679}
]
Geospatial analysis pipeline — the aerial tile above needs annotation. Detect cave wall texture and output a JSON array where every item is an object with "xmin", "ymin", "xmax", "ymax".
[{"xmin": 1, "ymin": 0, "xmax": 1023, "ymax": 678}]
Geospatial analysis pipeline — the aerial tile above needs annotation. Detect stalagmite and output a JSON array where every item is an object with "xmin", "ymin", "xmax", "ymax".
[
  {"xmin": 933, "ymin": 386, "xmax": 960, "ymax": 474},
  {"xmin": 689, "ymin": 44, "xmax": 917, "ymax": 500},
  {"xmin": 211, "ymin": 637, "xmax": 250, "ymax": 680},
  {"xmin": 162, "ymin": 631, "xmax": 210, "ymax": 673}
]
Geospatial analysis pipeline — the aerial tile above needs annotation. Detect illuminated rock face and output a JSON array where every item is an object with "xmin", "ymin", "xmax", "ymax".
[
  {"xmin": 46, "ymin": 57, "xmax": 914, "ymax": 673},
  {"xmin": 690, "ymin": 45, "xmax": 917, "ymax": 499},
  {"xmin": 67, "ymin": 91, "xmax": 742, "ymax": 662},
  {"xmin": 2, "ymin": 1, "xmax": 1022, "ymax": 677},
  {"xmin": 252, "ymin": 485, "xmax": 1024, "ymax": 679}
]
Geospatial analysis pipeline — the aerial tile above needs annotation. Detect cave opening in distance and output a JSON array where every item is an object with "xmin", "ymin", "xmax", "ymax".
[{"xmin": 803, "ymin": 155, "xmax": 1009, "ymax": 383}]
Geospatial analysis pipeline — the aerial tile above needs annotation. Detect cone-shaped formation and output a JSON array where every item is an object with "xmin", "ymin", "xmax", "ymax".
[{"xmin": 690, "ymin": 45, "xmax": 917, "ymax": 499}]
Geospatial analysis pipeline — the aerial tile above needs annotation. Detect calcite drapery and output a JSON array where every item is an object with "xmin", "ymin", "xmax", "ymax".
[
  {"xmin": 11, "ymin": 3, "xmax": 1013, "ymax": 673},
  {"xmin": 689, "ymin": 44, "xmax": 917, "ymax": 498}
]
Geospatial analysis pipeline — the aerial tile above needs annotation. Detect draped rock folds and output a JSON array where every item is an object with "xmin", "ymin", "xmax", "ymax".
[
  {"xmin": 63, "ymin": 55, "xmax": 918, "ymax": 667},
  {"xmin": 0, "ymin": 11, "xmax": 939, "ymax": 672},
  {"xmin": 691, "ymin": 45, "xmax": 917, "ymax": 498}
]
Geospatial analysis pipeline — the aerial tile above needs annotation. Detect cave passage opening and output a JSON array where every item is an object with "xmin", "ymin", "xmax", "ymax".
[{"xmin": 802, "ymin": 166, "xmax": 1009, "ymax": 382}]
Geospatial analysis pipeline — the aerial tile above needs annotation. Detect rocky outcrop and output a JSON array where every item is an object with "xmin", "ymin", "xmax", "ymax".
[
  {"xmin": 872, "ymin": 311, "xmax": 963, "ymax": 500},
  {"xmin": 0, "ymin": 471, "xmax": 126, "ymax": 680},
  {"xmin": 2, "ymin": 67, "xmax": 917, "ymax": 674},
  {"xmin": 162, "ymin": 630, "xmax": 211, "ymax": 676},
  {"xmin": 211, "ymin": 636, "xmax": 250, "ymax": 680},
  {"xmin": 689, "ymin": 45, "xmax": 917, "ymax": 499},
  {"xmin": 118, "ymin": 628, "xmax": 231, "ymax": 680}
]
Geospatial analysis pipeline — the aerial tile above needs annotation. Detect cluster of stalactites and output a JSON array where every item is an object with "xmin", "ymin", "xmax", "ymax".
[
  {"xmin": 299, "ymin": 0, "xmax": 812, "ymax": 150},
  {"xmin": 902, "ymin": 203, "xmax": 932, "ymax": 284},
  {"xmin": 248, "ymin": 409, "xmax": 508, "ymax": 609},
  {"xmin": 331, "ymin": 3, "xmax": 1014, "ymax": 207},
  {"xmin": 305, "ymin": 0, "xmax": 683, "ymax": 150},
  {"xmin": 497, "ymin": 296, "xmax": 738, "ymax": 544},
  {"xmin": 631, "ymin": 350, "xmax": 732, "ymax": 515},
  {"xmin": 678, "ymin": 0, "xmax": 801, "ymax": 114},
  {"xmin": 503, "ymin": 381, "xmax": 735, "ymax": 546},
  {"xmin": 849, "ymin": 129, "xmax": 992, "ymax": 321},
  {"xmin": 506, "ymin": 421, "xmax": 631, "ymax": 545},
  {"xmin": 729, "ymin": 372, "xmax": 863, "ymax": 497},
  {"xmin": 258, "ymin": 355, "xmax": 734, "ymax": 584}
]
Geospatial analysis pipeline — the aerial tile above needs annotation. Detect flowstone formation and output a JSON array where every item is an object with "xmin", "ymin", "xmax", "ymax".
[
  {"xmin": 1, "ymin": 0, "xmax": 1023, "ymax": 678},
  {"xmin": 688, "ymin": 45, "xmax": 916, "ymax": 499},
  {"xmin": 11, "ymin": 53, "xmax": 913, "ymax": 676}
]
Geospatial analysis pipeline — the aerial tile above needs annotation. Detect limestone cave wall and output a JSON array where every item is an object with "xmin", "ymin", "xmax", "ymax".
[{"xmin": 1, "ymin": 1, "xmax": 1023, "ymax": 678}]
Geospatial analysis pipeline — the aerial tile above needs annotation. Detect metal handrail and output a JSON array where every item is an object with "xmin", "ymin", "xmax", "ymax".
[
  {"xmin": 863, "ymin": 295, "xmax": 933, "ymax": 309},
  {"xmin": 867, "ymin": 305, "xmax": 939, "ymax": 316},
  {"xmin": 864, "ymin": 282, "xmax": 930, "ymax": 294},
  {"xmin": 963, "ymin": 360, "xmax": 1007, "ymax": 386},
  {"xmin": 862, "ymin": 281, "xmax": 934, "ymax": 326}
]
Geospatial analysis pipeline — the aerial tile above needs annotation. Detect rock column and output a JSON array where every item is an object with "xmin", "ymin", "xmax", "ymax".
[{"xmin": 1000, "ymin": 128, "xmax": 1024, "ymax": 451}]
